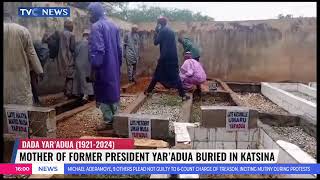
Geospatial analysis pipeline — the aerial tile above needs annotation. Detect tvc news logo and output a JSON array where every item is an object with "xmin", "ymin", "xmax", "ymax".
[{"xmin": 18, "ymin": 7, "xmax": 70, "ymax": 17}]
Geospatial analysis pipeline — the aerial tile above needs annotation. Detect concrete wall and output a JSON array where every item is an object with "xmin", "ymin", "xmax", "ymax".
[
  {"xmin": 309, "ymin": 82, "xmax": 317, "ymax": 89},
  {"xmin": 5, "ymin": 2, "xmax": 316, "ymax": 94},
  {"xmin": 136, "ymin": 18, "xmax": 316, "ymax": 82},
  {"xmin": 4, "ymin": 2, "xmax": 134, "ymax": 95}
]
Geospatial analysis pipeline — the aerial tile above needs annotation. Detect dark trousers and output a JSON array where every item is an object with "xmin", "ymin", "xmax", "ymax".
[
  {"xmin": 146, "ymin": 76, "xmax": 186, "ymax": 97},
  {"xmin": 30, "ymin": 71, "xmax": 40, "ymax": 104}
]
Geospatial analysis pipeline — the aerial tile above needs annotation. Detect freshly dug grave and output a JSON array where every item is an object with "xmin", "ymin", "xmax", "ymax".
[
  {"xmin": 57, "ymin": 97, "xmax": 135, "ymax": 138},
  {"xmin": 287, "ymin": 91, "xmax": 317, "ymax": 104},
  {"xmin": 124, "ymin": 77, "xmax": 151, "ymax": 94},
  {"xmin": 272, "ymin": 126, "xmax": 317, "ymax": 159},
  {"xmin": 124, "ymin": 76, "xmax": 174, "ymax": 94},
  {"xmin": 191, "ymin": 94, "xmax": 236, "ymax": 123},
  {"xmin": 200, "ymin": 174, "xmax": 282, "ymax": 179},
  {"xmin": 136, "ymin": 93, "xmax": 183, "ymax": 134},
  {"xmin": 235, "ymin": 93, "xmax": 289, "ymax": 115}
]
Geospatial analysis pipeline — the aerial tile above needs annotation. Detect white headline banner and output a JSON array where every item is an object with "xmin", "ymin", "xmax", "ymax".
[{"xmin": 15, "ymin": 149, "xmax": 278, "ymax": 164}]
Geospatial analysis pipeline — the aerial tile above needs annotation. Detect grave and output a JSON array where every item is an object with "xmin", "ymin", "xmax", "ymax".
[
  {"xmin": 223, "ymin": 82, "xmax": 317, "ymax": 158},
  {"xmin": 261, "ymin": 82, "xmax": 316, "ymax": 123},
  {"xmin": 173, "ymin": 105, "xmax": 317, "ymax": 179}
]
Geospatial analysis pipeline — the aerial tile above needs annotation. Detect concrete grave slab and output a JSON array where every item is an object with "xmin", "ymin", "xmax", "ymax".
[
  {"xmin": 113, "ymin": 113, "xmax": 169, "ymax": 140},
  {"xmin": 3, "ymin": 104, "xmax": 56, "ymax": 138},
  {"xmin": 200, "ymin": 106, "xmax": 258, "ymax": 128}
]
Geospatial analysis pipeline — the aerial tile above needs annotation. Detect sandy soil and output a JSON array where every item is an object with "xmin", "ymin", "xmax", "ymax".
[{"xmin": 57, "ymin": 97, "xmax": 135, "ymax": 138}]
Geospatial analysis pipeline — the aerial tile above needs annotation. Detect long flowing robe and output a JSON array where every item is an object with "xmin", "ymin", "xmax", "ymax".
[
  {"xmin": 4, "ymin": 23, "xmax": 43, "ymax": 105},
  {"xmin": 124, "ymin": 32, "xmax": 140, "ymax": 64},
  {"xmin": 124, "ymin": 32, "xmax": 140, "ymax": 81},
  {"xmin": 88, "ymin": 4, "xmax": 122, "ymax": 104},
  {"xmin": 56, "ymin": 29, "xmax": 76, "ymax": 78},
  {"xmin": 73, "ymin": 39, "xmax": 94, "ymax": 96},
  {"xmin": 153, "ymin": 26, "xmax": 181, "ymax": 89},
  {"xmin": 179, "ymin": 58, "xmax": 207, "ymax": 90}
]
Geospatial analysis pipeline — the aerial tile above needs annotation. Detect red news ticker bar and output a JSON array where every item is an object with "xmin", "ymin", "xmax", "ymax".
[
  {"xmin": 18, "ymin": 138, "xmax": 134, "ymax": 149},
  {"xmin": 0, "ymin": 164, "xmax": 32, "ymax": 175}
]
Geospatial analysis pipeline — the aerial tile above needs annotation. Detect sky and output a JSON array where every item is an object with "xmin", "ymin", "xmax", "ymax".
[{"xmin": 128, "ymin": 2, "xmax": 317, "ymax": 21}]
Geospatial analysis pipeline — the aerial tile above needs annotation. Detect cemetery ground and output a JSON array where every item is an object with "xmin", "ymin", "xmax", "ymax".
[{"xmin": 3, "ymin": 77, "xmax": 317, "ymax": 179}]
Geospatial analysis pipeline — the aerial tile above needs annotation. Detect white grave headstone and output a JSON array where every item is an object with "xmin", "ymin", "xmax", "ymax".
[
  {"xmin": 226, "ymin": 109, "xmax": 249, "ymax": 131},
  {"xmin": 5, "ymin": 108, "xmax": 29, "ymax": 138},
  {"xmin": 128, "ymin": 117, "xmax": 151, "ymax": 138}
]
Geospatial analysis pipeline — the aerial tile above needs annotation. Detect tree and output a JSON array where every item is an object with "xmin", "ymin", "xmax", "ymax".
[
  {"xmin": 278, "ymin": 14, "xmax": 293, "ymax": 19},
  {"xmin": 278, "ymin": 14, "xmax": 285, "ymax": 19},
  {"xmin": 124, "ymin": 6, "xmax": 214, "ymax": 23}
]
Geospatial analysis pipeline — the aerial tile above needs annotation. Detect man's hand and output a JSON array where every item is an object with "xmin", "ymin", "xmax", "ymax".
[
  {"xmin": 155, "ymin": 24, "xmax": 162, "ymax": 33},
  {"xmin": 38, "ymin": 73, "xmax": 44, "ymax": 81}
]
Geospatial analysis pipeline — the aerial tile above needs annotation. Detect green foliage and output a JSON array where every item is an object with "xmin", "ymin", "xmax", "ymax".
[{"xmin": 121, "ymin": 5, "xmax": 214, "ymax": 23}]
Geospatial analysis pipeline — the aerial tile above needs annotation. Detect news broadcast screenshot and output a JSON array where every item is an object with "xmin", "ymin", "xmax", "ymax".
[{"xmin": 2, "ymin": 1, "xmax": 318, "ymax": 179}]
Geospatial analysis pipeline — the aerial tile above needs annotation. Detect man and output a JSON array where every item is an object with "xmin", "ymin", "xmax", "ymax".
[
  {"xmin": 31, "ymin": 35, "xmax": 50, "ymax": 105},
  {"xmin": 87, "ymin": 2, "xmax": 122, "ymax": 130},
  {"xmin": 73, "ymin": 30, "xmax": 95, "ymax": 102},
  {"xmin": 123, "ymin": 25, "xmax": 140, "ymax": 83},
  {"xmin": 179, "ymin": 52, "xmax": 207, "ymax": 91},
  {"xmin": 178, "ymin": 34, "xmax": 201, "ymax": 61},
  {"xmin": 144, "ymin": 16, "xmax": 190, "ymax": 101},
  {"xmin": 4, "ymin": 11, "xmax": 44, "ymax": 106},
  {"xmin": 56, "ymin": 20, "xmax": 76, "ymax": 99}
]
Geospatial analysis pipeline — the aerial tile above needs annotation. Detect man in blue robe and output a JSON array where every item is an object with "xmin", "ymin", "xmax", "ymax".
[
  {"xmin": 87, "ymin": 2, "xmax": 122, "ymax": 130},
  {"xmin": 145, "ymin": 16, "xmax": 190, "ymax": 101}
]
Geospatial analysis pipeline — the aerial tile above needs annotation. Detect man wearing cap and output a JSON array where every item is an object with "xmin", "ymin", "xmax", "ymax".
[
  {"xmin": 145, "ymin": 16, "xmax": 190, "ymax": 101},
  {"xmin": 178, "ymin": 34, "xmax": 201, "ymax": 62},
  {"xmin": 124, "ymin": 25, "xmax": 141, "ymax": 83},
  {"xmin": 73, "ymin": 30, "xmax": 95, "ymax": 102},
  {"xmin": 87, "ymin": 2, "xmax": 122, "ymax": 130}
]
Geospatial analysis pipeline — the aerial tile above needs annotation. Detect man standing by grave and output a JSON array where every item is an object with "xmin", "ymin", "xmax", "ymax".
[
  {"xmin": 4, "ymin": 10, "xmax": 44, "ymax": 106},
  {"xmin": 56, "ymin": 20, "xmax": 77, "ymax": 99},
  {"xmin": 144, "ymin": 16, "xmax": 190, "ymax": 101},
  {"xmin": 31, "ymin": 36, "xmax": 50, "ymax": 105},
  {"xmin": 87, "ymin": 2, "xmax": 122, "ymax": 131},
  {"xmin": 73, "ymin": 30, "xmax": 95, "ymax": 102},
  {"xmin": 123, "ymin": 25, "xmax": 141, "ymax": 83}
]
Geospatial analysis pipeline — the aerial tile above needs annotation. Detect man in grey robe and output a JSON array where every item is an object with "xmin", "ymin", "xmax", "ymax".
[
  {"xmin": 73, "ymin": 30, "xmax": 94, "ymax": 101},
  {"xmin": 123, "ymin": 25, "xmax": 140, "ymax": 83},
  {"xmin": 56, "ymin": 20, "xmax": 76, "ymax": 99}
]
